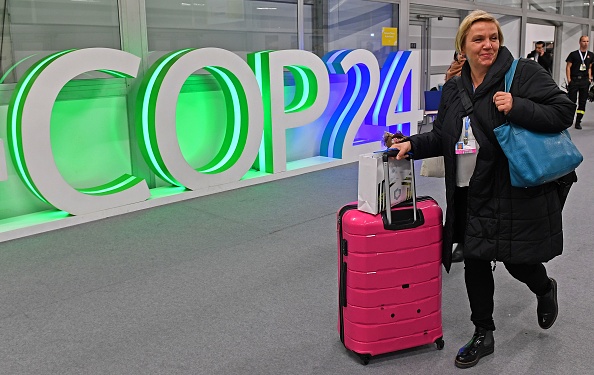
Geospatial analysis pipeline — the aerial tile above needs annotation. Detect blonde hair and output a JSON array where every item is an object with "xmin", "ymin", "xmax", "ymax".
[{"xmin": 455, "ymin": 10, "xmax": 504, "ymax": 54}]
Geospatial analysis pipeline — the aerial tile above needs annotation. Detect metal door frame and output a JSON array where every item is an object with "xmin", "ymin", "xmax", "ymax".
[{"xmin": 409, "ymin": 18, "xmax": 430, "ymax": 107}]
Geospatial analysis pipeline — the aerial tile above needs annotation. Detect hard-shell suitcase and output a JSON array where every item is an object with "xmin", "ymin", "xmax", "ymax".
[{"xmin": 337, "ymin": 152, "xmax": 444, "ymax": 365}]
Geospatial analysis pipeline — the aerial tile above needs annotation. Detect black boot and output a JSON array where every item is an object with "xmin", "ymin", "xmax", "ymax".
[
  {"xmin": 575, "ymin": 113, "xmax": 583, "ymax": 129},
  {"xmin": 452, "ymin": 244, "xmax": 464, "ymax": 263},
  {"xmin": 454, "ymin": 327, "xmax": 494, "ymax": 369},
  {"xmin": 537, "ymin": 278, "xmax": 558, "ymax": 329}
]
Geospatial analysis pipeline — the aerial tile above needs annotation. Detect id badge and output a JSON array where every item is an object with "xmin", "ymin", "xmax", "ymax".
[
  {"xmin": 455, "ymin": 141, "xmax": 477, "ymax": 154},
  {"xmin": 456, "ymin": 116, "xmax": 478, "ymax": 154},
  {"xmin": 580, "ymin": 63, "xmax": 587, "ymax": 71}
]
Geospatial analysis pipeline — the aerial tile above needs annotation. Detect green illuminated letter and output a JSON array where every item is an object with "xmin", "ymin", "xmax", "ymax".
[
  {"xmin": 136, "ymin": 48, "xmax": 264, "ymax": 189},
  {"xmin": 248, "ymin": 50, "xmax": 330, "ymax": 173},
  {"xmin": 6, "ymin": 48, "xmax": 149, "ymax": 215}
]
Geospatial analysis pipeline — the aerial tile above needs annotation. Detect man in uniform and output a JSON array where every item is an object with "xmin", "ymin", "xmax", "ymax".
[{"xmin": 566, "ymin": 36, "xmax": 594, "ymax": 129}]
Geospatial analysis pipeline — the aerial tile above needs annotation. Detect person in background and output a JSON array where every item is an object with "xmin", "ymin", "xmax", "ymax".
[
  {"xmin": 546, "ymin": 42, "xmax": 554, "ymax": 57},
  {"xmin": 565, "ymin": 35, "xmax": 594, "ymax": 129},
  {"xmin": 445, "ymin": 51, "xmax": 466, "ymax": 81},
  {"xmin": 527, "ymin": 41, "xmax": 552, "ymax": 74},
  {"xmin": 391, "ymin": 10, "xmax": 574, "ymax": 369}
]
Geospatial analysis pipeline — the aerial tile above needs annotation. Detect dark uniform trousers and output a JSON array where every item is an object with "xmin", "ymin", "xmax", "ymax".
[
  {"xmin": 454, "ymin": 187, "xmax": 552, "ymax": 331},
  {"xmin": 568, "ymin": 76, "xmax": 590, "ymax": 124}
]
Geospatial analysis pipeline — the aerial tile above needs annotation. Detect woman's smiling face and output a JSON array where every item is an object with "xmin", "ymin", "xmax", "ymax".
[{"xmin": 461, "ymin": 21, "xmax": 500, "ymax": 71}]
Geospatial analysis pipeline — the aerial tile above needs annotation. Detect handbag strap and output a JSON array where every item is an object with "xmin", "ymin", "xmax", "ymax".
[
  {"xmin": 504, "ymin": 59, "xmax": 519, "ymax": 92},
  {"xmin": 454, "ymin": 58, "xmax": 519, "ymax": 112},
  {"xmin": 454, "ymin": 76, "xmax": 492, "ymax": 144},
  {"xmin": 453, "ymin": 59, "xmax": 520, "ymax": 145},
  {"xmin": 454, "ymin": 76, "xmax": 473, "ymax": 115}
]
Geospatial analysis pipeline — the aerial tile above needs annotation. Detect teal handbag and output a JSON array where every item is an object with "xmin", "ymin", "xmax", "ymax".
[{"xmin": 493, "ymin": 59, "xmax": 583, "ymax": 187}]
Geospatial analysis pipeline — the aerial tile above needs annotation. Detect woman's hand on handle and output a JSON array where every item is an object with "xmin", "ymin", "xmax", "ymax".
[
  {"xmin": 389, "ymin": 141, "xmax": 412, "ymax": 160},
  {"xmin": 493, "ymin": 91, "xmax": 513, "ymax": 115}
]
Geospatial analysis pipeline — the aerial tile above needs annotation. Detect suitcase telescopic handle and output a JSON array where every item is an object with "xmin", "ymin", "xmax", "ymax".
[{"xmin": 382, "ymin": 150, "xmax": 419, "ymax": 228}]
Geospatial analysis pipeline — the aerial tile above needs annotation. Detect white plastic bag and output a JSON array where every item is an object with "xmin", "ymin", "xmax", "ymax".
[
  {"xmin": 357, "ymin": 152, "xmax": 413, "ymax": 215},
  {"xmin": 420, "ymin": 156, "xmax": 445, "ymax": 178}
]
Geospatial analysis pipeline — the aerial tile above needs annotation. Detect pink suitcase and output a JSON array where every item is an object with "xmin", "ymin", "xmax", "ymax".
[{"xmin": 337, "ymin": 153, "xmax": 444, "ymax": 365}]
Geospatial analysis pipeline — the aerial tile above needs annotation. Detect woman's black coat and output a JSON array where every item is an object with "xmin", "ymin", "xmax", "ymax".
[{"xmin": 410, "ymin": 47, "xmax": 576, "ymax": 272}]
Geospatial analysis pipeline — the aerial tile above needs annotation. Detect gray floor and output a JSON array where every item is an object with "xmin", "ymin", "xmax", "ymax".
[{"xmin": 1, "ymin": 116, "xmax": 593, "ymax": 375}]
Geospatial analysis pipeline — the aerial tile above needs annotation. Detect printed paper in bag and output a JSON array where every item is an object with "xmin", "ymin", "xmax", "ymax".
[{"xmin": 357, "ymin": 153, "xmax": 413, "ymax": 215}]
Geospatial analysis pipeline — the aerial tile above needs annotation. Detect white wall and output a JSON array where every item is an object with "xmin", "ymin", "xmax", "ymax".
[
  {"xmin": 560, "ymin": 22, "xmax": 584, "ymax": 87},
  {"xmin": 496, "ymin": 15, "xmax": 521, "ymax": 58},
  {"xmin": 429, "ymin": 17, "xmax": 459, "ymax": 90}
]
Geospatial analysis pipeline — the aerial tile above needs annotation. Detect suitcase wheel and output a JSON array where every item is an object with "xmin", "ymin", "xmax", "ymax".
[
  {"xmin": 359, "ymin": 354, "xmax": 371, "ymax": 365},
  {"xmin": 435, "ymin": 337, "xmax": 445, "ymax": 350}
]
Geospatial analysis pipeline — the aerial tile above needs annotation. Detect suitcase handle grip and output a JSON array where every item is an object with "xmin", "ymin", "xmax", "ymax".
[{"xmin": 381, "ymin": 207, "xmax": 425, "ymax": 230}]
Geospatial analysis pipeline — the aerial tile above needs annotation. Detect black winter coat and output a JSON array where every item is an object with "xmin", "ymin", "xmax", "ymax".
[{"xmin": 410, "ymin": 47, "xmax": 576, "ymax": 272}]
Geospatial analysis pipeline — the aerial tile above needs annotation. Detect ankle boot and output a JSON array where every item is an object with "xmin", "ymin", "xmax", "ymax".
[
  {"xmin": 451, "ymin": 244, "xmax": 464, "ymax": 263},
  {"xmin": 454, "ymin": 327, "xmax": 494, "ymax": 369},
  {"xmin": 537, "ymin": 277, "xmax": 558, "ymax": 329},
  {"xmin": 575, "ymin": 113, "xmax": 583, "ymax": 129}
]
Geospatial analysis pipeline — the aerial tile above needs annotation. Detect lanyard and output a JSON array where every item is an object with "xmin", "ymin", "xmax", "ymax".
[
  {"xmin": 579, "ymin": 50, "xmax": 587, "ymax": 64},
  {"xmin": 463, "ymin": 117, "xmax": 470, "ymax": 145}
]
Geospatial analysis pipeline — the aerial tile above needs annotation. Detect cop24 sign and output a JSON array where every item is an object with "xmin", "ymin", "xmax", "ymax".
[{"xmin": 4, "ymin": 48, "xmax": 422, "ymax": 215}]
